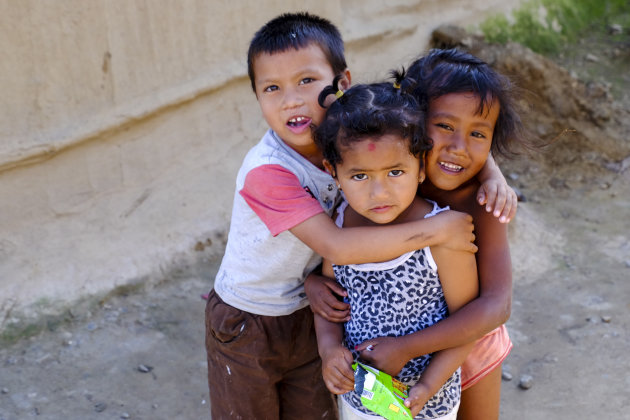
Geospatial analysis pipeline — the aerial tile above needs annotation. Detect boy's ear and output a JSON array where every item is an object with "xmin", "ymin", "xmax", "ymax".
[{"xmin": 338, "ymin": 69, "xmax": 352, "ymax": 91}]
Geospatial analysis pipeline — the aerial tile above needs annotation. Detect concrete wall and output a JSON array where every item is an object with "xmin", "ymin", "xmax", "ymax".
[{"xmin": 0, "ymin": 0, "xmax": 523, "ymax": 331}]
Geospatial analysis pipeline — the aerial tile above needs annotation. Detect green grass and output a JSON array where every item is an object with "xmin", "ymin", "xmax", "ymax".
[{"xmin": 479, "ymin": 0, "xmax": 630, "ymax": 54}]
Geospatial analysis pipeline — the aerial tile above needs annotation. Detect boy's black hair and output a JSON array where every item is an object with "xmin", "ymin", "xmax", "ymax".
[
  {"xmin": 407, "ymin": 48, "xmax": 525, "ymax": 157},
  {"xmin": 314, "ymin": 74, "xmax": 430, "ymax": 173},
  {"xmin": 247, "ymin": 12, "xmax": 347, "ymax": 92}
]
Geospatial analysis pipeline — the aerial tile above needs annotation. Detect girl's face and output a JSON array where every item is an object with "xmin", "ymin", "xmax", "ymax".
[
  {"xmin": 327, "ymin": 134, "xmax": 422, "ymax": 225},
  {"xmin": 425, "ymin": 92, "xmax": 499, "ymax": 191}
]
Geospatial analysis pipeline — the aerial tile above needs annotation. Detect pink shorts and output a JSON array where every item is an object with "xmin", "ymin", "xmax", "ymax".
[{"xmin": 461, "ymin": 324, "xmax": 513, "ymax": 390}]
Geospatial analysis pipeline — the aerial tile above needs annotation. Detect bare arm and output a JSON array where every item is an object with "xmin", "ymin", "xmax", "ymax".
[
  {"xmin": 313, "ymin": 259, "xmax": 355, "ymax": 394},
  {"xmin": 291, "ymin": 210, "xmax": 476, "ymax": 266},
  {"xmin": 403, "ymin": 246, "xmax": 478, "ymax": 415},
  {"xmin": 358, "ymin": 207, "xmax": 510, "ymax": 367},
  {"xmin": 476, "ymin": 154, "xmax": 517, "ymax": 223}
]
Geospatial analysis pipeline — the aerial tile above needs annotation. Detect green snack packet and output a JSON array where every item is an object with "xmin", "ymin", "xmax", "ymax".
[{"xmin": 352, "ymin": 362, "xmax": 413, "ymax": 420}]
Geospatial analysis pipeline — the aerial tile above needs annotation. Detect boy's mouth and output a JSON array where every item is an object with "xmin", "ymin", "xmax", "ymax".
[{"xmin": 286, "ymin": 116, "xmax": 312, "ymax": 133}]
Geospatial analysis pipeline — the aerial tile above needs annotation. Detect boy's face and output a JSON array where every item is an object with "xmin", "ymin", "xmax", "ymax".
[
  {"xmin": 327, "ymin": 134, "xmax": 422, "ymax": 225},
  {"xmin": 425, "ymin": 92, "xmax": 499, "ymax": 191},
  {"xmin": 252, "ymin": 44, "xmax": 344, "ymax": 159}
]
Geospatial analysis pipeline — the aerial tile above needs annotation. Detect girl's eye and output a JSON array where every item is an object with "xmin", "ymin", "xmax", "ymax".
[
  {"xmin": 471, "ymin": 131, "xmax": 487, "ymax": 139},
  {"xmin": 299, "ymin": 77, "xmax": 315, "ymax": 85},
  {"xmin": 435, "ymin": 122, "xmax": 453, "ymax": 131},
  {"xmin": 389, "ymin": 170, "xmax": 403, "ymax": 177},
  {"xmin": 351, "ymin": 174, "xmax": 367, "ymax": 181},
  {"xmin": 263, "ymin": 85, "xmax": 278, "ymax": 93}
]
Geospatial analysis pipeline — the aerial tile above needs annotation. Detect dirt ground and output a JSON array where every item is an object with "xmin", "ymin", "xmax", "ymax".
[{"xmin": 1, "ymin": 27, "xmax": 629, "ymax": 420}]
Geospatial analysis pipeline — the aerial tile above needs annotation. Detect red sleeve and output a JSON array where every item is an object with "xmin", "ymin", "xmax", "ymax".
[{"xmin": 240, "ymin": 164, "xmax": 324, "ymax": 236}]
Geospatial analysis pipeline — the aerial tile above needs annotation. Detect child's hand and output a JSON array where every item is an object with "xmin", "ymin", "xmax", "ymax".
[
  {"xmin": 355, "ymin": 337, "xmax": 409, "ymax": 377},
  {"xmin": 304, "ymin": 273, "xmax": 350, "ymax": 323},
  {"xmin": 477, "ymin": 178, "xmax": 518, "ymax": 224},
  {"xmin": 404, "ymin": 382, "xmax": 432, "ymax": 417},
  {"xmin": 432, "ymin": 210, "xmax": 477, "ymax": 253},
  {"xmin": 320, "ymin": 346, "xmax": 355, "ymax": 394}
]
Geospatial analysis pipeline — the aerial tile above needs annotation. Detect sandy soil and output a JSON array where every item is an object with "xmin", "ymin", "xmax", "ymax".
[{"xmin": 1, "ymin": 26, "xmax": 629, "ymax": 420}]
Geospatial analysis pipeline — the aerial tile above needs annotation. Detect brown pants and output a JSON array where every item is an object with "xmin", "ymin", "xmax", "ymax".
[{"xmin": 205, "ymin": 289, "xmax": 338, "ymax": 420}]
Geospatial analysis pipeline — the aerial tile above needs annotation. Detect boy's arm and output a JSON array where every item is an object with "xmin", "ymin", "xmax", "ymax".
[
  {"xmin": 305, "ymin": 271, "xmax": 350, "ymax": 322},
  {"xmin": 476, "ymin": 154, "xmax": 517, "ymax": 223},
  {"xmin": 291, "ymin": 210, "xmax": 476, "ymax": 265},
  {"xmin": 242, "ymin": 164, "xmax": 476, "ymax": 265}
]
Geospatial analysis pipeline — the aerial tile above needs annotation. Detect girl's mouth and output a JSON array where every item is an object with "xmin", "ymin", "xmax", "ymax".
[
  {"xmin": 439, "ymin": 161, "xmax": 464, "ymax": 174},
  {"xmin": 370, "ymin": 205, "xmax": 392, "ymax": 213}
]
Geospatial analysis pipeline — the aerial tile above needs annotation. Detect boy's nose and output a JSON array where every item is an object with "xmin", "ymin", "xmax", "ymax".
[{"xmin": 282, "ymin": 89, "xmax": 305, "ymax": 109}]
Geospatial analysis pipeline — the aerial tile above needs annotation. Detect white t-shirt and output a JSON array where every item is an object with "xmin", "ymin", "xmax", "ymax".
[{"xmin": 213, "ymin": 129, "xmax": 339, "ymax": 316}]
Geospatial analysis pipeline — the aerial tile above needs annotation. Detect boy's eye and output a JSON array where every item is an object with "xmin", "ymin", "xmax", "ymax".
[
  {"xmin": 351, "ymin": 174, "xmax": 367, "ymax": 181},
  {"xmin": 471, "ymin": 131, "xmax": 487, "ymax": 139},
  {"xmin": 389, "ymin": 170, "xmax": 403, "ymax": 177},
  {"xmin": 299, "ymin": 77, "xmax": 315, "ymax": 85},
  {"xmin": 436, "ymin": 123, "xmax": 453, "ymax": 131},
  {"xmin": 263, "ymin": 85, "xmax": 278, "ymax": 93}
]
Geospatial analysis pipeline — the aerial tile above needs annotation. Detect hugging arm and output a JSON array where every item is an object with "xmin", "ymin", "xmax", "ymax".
[
  {"xmin": 291, "ymin": 209, "xmax": 476, "ymax": 266},
  {"xmin": 300, "ymin": 209, "xmax": 477, "ymax": 321},
  {"xmin": 403, "ymin": 246, "xmax": 479, "ymax": 416},
  {"xmin": 358, "ymin": 210, "xmax": 511, "ymax": 372},
  {"xmin": 476, "ymin": 154, "xmax": 517, "ymax": 223}
]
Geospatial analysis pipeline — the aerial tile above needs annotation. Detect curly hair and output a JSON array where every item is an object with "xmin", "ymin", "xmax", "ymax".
[{"xmin": 314, "ymin": 73, "xmax": 430, "ymax": 172}]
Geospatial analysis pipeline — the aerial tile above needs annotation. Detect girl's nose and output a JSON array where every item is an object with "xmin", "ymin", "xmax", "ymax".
[
  {"xmin": 370, "ymin": 179, "xmax": 389, "ymax": 199},
  {"xmin": 447, "ymin": 131, "xmax": 466, "ymax": 154}
]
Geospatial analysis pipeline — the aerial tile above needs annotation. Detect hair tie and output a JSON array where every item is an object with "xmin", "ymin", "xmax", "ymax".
[
  {"xmin": 335, "ymin": 89, "xmax": 344, "ymax": 98},
  {"xmin": 393, "ymin": 82, "xmax": 401, "ymax": 89}
]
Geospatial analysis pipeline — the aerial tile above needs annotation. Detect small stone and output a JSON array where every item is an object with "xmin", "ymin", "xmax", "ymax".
[
  {"xmin": 502, "ymin": 371, "xmax": 513, "ymax": 381},
  {"xmin": 586, "ymin": 316, "xmax": 598, "ymax": 323},
  {"xmin": 86, "ymin": 322, "xmax": 98, "ymax": 331},
  {"xmin": 1, "ymin": 387, "xmax": 8, "ymax": 394},
  {"xmin": 519, "ymin": 374, "xmax": 534, "ymax": 390},
  {"xmin": 585, "ymin": 53, "xmax": 600, "ymax": 63},
  {"xmin": 120, "ymin": 413, "xmax": 130, "ymax": 419},
  {"xmin": 608, "ymin": 23, "xmax": 623, "ymax": 35},
  {"xmin": 94, "ymin": 402, "xmax": 107, "ymax": 412},
  {"xmin": 137, "ymin": 364, "xmax": 153, "ymax": 373},
  {"xmin": 625, "ymin": 260, "xmax": 630, "ymax": 268},
  {"xmin": 601, "ymin": 315, "xmax": 612, "ymax": 323}
]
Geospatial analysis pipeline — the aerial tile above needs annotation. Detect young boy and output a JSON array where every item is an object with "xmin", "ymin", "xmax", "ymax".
[{"xmin": 205, "ymin": 13, "xmax": 506, "ymax": 419}]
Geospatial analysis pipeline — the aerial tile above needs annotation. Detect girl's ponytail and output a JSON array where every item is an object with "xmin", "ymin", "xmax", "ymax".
[{"xmin": 318, "ymin": 74, "xmax": 346, "ymax": 108}]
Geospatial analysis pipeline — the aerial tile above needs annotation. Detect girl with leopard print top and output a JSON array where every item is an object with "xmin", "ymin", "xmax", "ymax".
[{"xmin": 312, "ymin": 75, "xmax": 479, "ymax": 419}]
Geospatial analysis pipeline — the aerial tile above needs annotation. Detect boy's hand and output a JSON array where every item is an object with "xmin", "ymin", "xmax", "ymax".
[
  {"xmin": 477, "ymin": 179, "xmax": 518, "ymax": 223},
  {"xmin": 355, "ymin": 337, "xmax": 409, "ymax": 377},
  {"xmin": 320, "ymin": 346, "xmax": 355, "ymax": 394},
  {"xmin": 304, "ymin": 274, "xmax": 350, "ymax": 323},
  {"xmin": 404, "ymin": 382, "xmax": 432, "ymax": 417},
  {"xmin": 431, "ymin": 210, "xmax": 477, "ymax": 253}
]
